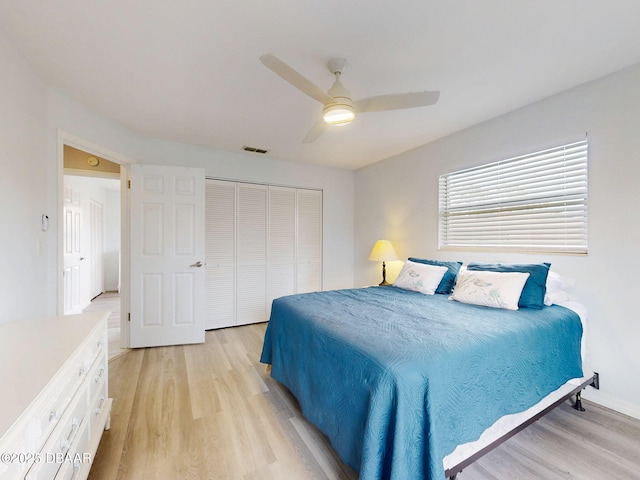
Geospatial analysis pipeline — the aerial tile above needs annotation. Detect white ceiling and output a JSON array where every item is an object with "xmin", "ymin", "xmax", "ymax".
[{"xmin": 2, "ymin": 1, "xmax": 640, "ymax": 170}]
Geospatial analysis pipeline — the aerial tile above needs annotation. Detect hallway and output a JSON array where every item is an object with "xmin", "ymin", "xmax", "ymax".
[{"xmin": 83, "ymin": 291, "xmax": 127, "ymax": 359}]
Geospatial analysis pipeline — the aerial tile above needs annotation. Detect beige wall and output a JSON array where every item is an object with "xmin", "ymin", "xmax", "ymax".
[{"xmin": 63, "ymin": 145, "xmax": 120, "ymax": 175}]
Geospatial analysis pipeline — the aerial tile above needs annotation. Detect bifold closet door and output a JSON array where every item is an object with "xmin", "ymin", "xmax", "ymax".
[
  {"xmin": 204, "ymin": 180, "xmax": 236, "ymax": 330},
  {"xmin": 267, "ymin": 186, "xmax": 296, "ymax": 307},
  {"xmin": 297, "ymin": 189, "xmax": 322, "ymax": 293},
  {"xmin": 205, "ymin": 179, "xmax": 322, "ymax": 329},
  {"xmin": 236, "ymin": 183, "xmax": 268, "ymax": 326},
  {"xmin": 205, "ymin": 180, "xmax": 269, "ymax": 329}
]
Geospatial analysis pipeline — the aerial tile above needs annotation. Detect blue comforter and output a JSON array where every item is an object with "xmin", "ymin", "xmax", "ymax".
[{"xmin": 260, "ymin": 287, "xmax": 583, "ymax": 480}]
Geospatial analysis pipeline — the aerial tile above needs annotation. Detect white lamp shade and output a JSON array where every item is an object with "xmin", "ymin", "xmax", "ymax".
[
  {"xmin": 323, "ymin": 104, "xmax": 355, "ymax": 126},
  {"xmin": 368, "ymin": 240, "xmax": 399, "ymax": 262},
  {"xmin": 323, "ymin": 76, "xmax": 355, "ymax": 126}
]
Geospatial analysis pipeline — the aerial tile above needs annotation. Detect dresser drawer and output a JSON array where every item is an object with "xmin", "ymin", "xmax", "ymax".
[
  {"xmin": 79, "ymin": 331, "xmax": 105, "ymax": 382},
  {"xmin": 28, "ymin": 367, "xmax": 85, "ymax": 454},
  {"xmin": 52, "ymin": 414, "xmax": 90, "ymax": 480},
  {"xmin": 88, "ymin": 383, "xmax": 107, "ymax": 442},
  {"xmin": 86, "ymin": 353, "xmax": 107, "ymax": 408},
  {"xmin": 0, "ymin": 430, "xmax": 27, "ymax": 479},
  {"xmin": 52, "ymin": 461, "xmax": 77, "ymax": 480},
  {"xmin": 25, "ymin": 390, "xmax": 87, "ymax": 480}
]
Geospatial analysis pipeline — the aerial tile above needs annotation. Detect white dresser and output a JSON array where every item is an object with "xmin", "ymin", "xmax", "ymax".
[{"xmin": 0, "ymin": 312, "xmax": 113, "ymax": 480}]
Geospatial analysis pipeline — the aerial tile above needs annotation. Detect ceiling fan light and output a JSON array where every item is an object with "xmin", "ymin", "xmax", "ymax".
[{"xmin": 323, "ymin": 104, "xmax": 355, "ymax": 126}]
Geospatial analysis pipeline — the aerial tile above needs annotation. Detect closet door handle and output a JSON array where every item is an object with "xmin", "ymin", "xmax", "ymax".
[{"xmin": 190, "ymin": 261, "xmax": 204, "ymax": 268}]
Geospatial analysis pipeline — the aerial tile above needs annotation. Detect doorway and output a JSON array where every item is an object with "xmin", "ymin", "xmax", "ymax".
[
  {"xmin": 58, "ymin": 133, "xmax": 131, "ymax": 354},
  {"xmin": 82, "ymin": 291, "xmax": 124, "ymax": 359},
  {"xmin": 63, "ymin": 173, "xmax": 119, "ymax": 311}
]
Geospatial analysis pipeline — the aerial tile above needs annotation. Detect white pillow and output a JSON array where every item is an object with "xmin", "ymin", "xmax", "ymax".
[
  {"xmin": 449, "ymin": 269, "xmax": 531, "ymax": 311},
  {"xmin": 546, "ymin": 270, "xmax": 576, "ymax": 292},
  {"xmin": 394, "ymin": 260, "xmax": 448, "ymax": 295},
  {"xmin": 544, "ymin": 289, "xmax": 570, "ymax": 306}
]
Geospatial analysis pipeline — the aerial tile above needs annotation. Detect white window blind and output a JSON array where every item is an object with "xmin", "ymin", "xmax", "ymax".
[{"xmin": 439, "ymin": 139, "xmax": 588, "ymax": 254}]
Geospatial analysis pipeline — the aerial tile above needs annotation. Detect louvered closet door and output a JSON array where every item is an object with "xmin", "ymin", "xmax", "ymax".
[
  {"xmin": 237, "ymin": 183, "xmax": 267, "ymax": 325},
  {"xmin": 204, "ymin": 180, "xmax": 236, "ymax": 329},
  {"xmin": 267, "ymin": 186, "xmax": 296, "ymax": 312},
  {"xmin": 296, "ymin": 189, "xmax": 322, "ymax": 293}
]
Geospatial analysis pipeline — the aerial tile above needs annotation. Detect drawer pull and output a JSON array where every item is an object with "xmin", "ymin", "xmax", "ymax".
[
  {"xmin": 49, "ymin": 410, "xmax": 61, "ymax": 423},
  {"xmin": 95, "ymin": 396, "xmax": 105, "ymax": 415},
  {"xmin": 94, "ymin": 367, "xmax": 105, "ymax": 384},
  {"xmin": 60, "ymin": 417, "xmax": 80, "ymax": 451},
  {"xmin": 72, "ymin": 459, "xmax": 82, "ymax": 480}
]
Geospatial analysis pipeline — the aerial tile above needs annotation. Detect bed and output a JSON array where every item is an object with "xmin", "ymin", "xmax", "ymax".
[{"xmin": 260, "ymin": 264, "xmax": 595, "ymax": 480}]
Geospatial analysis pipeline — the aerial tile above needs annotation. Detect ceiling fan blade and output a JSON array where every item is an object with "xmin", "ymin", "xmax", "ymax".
[
  {"xmin": 302, "ymin": 120, "xmax": 329, "ymax": 143},
  {"xmin": 354, "ymin": 91, "xmax": 440, "ymax": 113},
  {"xmin": 260, "ymin": 54, "xmax": 335, "ymax": 105}
]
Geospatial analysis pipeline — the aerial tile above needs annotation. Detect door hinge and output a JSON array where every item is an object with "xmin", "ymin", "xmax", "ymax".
[
  {"xmin": 128, "ymin": 312, "xmax": 131, "ymax": 322},
  {"xmin": 128, "ymin": 180, "xmax": 131, "ymax": 189}
]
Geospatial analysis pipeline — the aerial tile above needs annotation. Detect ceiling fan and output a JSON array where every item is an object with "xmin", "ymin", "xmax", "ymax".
[{"xmin": 260, "ymin": 53, "xmax": 440, "ymax": 143}]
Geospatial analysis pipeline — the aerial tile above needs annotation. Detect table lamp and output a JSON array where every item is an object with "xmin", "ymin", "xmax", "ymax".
[{"xmin": 368, "ymin": 240, "xmax": 399, "ymax": 286}]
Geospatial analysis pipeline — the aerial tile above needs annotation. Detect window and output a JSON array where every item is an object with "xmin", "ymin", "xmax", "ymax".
[{"xmin": 439, "ymin": 138, "xmax": 588, "ymax": 254}]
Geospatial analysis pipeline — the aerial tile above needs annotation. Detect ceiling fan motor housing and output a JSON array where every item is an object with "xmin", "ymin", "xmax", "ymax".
[{"xmin": 323, "ymin": 62, "xmax": 355, "ymax": 125}]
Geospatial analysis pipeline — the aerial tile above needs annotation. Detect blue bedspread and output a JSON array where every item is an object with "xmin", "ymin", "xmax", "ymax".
[{"xmin": 260, "ymin": 286, "xmax": 583, "ymax": 480}]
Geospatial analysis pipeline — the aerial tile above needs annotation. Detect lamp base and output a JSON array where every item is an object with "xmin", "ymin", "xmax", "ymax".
[{"xmin": 378, "ymin": 261, "xmax": 390, "ymax": 286}]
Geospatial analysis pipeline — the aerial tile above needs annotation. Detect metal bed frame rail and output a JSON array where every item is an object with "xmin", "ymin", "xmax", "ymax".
[{"xmin": 445, "ymin": 372, "xmax": 600, "ymax": 480}]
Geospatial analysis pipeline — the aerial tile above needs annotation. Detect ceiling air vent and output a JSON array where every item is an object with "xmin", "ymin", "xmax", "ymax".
[{"xmin": 243, "ymin": 145, "xmax": 269, "ymax": 154}]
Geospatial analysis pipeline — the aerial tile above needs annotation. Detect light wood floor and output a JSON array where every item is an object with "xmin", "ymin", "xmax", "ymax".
[
  {"xmin": 83, "ymin": 291, "xmax": 128, "ymax": 360},
  {"xmin": 88, "ymin": 323, "xmax": 640, "ymax": 480}
]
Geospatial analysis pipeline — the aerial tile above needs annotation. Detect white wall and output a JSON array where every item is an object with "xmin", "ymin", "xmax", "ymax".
[
  {"xmin": 45, "ymin": 82, "xmax": 356, "ymax": 291},
  {"xmin": 46, "ymin": 81, "xmax": 355, "ymax": 300},
  {"xmin": 0, "ymin": 31, "xmax": 51, "ymax": 323},
  {"xmin": 355, "ymin": 64, "xmax": 640, "ymax": 419}
]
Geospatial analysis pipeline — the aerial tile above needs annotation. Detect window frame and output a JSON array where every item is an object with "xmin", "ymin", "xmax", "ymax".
[{"xmin": 438, "ymin": 138, "xmax": 589, "ymax": 255}]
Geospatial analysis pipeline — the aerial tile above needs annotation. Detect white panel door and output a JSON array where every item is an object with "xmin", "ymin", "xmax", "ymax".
[
  {"xmin": 129, "ymin": 165, "xmax": 205, "ymax": 347},
  {"xmin": 204, "ymin": 179, "xmax": 236, "ymax": 329},
  {"xmin": 63, "ymin": 186, "xmax": 84, "ymax": 314},
  {"xmin": 296, "ymin": 189, "xmax": 323, "ymax": 293},
  {"xmin": 236, "ymin": 183, "xmax": 267, "ymax": 325}
]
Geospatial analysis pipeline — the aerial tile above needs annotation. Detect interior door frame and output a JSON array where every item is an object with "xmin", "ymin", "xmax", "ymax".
[{"xmin": 57, "ymin": 130, "xmax": 133, "ymax": 348}]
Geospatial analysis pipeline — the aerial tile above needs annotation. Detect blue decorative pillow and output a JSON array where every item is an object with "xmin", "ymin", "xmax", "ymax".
[
  {"xmin": 466, "ymin": 262, "xmax": 551, "ymax": 309},
  {"xmin": 408, "ymin": 258, "xmax": 463, "ymax": 295}
]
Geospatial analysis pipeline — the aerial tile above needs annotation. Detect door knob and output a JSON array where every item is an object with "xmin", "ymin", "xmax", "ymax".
[{"xmin": 190, "ymin": 261, "xmax": 204, "ymax": 268}]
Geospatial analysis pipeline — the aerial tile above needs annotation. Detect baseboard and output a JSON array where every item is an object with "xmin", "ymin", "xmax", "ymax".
[{"xmin": 583, "ymin": 389, "xmax": 640, "ymax": 420}]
